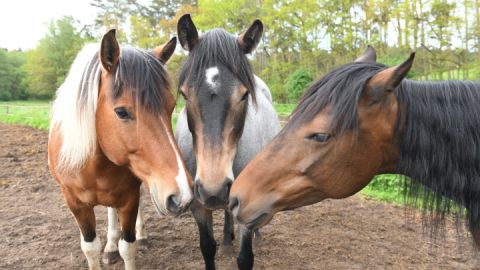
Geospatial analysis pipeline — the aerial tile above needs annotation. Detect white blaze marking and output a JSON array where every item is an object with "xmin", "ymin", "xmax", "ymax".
[
  {"xmin": 227, "ymin": 167, "xmax": 234, "ymax": 181},
  {"xmin": 205, "ymin": 66, "xmax": 219, "ymax": 89},
  {"xmin": 160, "ymin": 117, "xmax": 192, "ymax": 205}
]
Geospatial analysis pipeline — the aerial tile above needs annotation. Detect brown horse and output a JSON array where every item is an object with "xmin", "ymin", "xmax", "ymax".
[
  {"xmin": 230, "ymin": 46, "xmax": 480, "ymax": 249},
  {"xmin": 48, "ymin": 30, "xmax": 193, "ymax": 270}
]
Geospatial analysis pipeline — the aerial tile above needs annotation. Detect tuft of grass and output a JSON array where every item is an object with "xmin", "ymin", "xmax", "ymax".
[{"xmin": 361, "ymin": 174, "xmax": 405, "ymax": 205}]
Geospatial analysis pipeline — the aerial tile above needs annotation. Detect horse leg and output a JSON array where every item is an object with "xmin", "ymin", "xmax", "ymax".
[
  {"xmin": 117, "ymin": 196, "xmax": 140, "ymax": 270},
  {"xmin": 135, "ymin": 185, "xmax": 148, "ymax": 248},
  {"xmin": 253, "ymin": 228, "xmax": 262, "ymax": 247},
  {"xmin": 102, "ymin": 207, "xmax": 121, "ymax": 264},
  {"xmin": 191, "ymin": 201, "xmax": 216, "ymax": 270},
  {"xmin": 69, "ymin": 204, "xmax": 101, "ymax": 270},
  {"xmin": 237, "ymin": 227, "xmax": 254, "ymax": 270},
  {"xmin": 220, "ymin": 209, "xmax": 235, "ymax": 256}
]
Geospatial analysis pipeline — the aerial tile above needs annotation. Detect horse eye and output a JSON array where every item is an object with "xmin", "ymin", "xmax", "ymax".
[
  {"xmin": 114, "ymin": 107, "xmax": 131, "ymax": 120},
  {"xmin": 307, "ymin": 133, "xmax": 331, "ymax": 142},
  {"xmin": 241, "ymin": 92, "xmax": 249, "ymax": 101}
]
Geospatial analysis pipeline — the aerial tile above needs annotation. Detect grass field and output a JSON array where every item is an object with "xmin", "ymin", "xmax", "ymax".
[
  {"xmin": 0, "ymin": 99, "xmax": 403, "ymax": 203},
  {"xmin": 0, "ymin": 100, "xmax": 51, "ymax": 130}
]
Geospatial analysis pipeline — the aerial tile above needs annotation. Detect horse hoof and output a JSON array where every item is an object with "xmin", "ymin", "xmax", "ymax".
[
  {"xmin": 102, "ymin": 251, "xmax": 120, "ymax": 265},
  {"xmin": 219, "ymin": 244, "xmax": 235, "ymax": 257},
  {"xmin": 137, "ymin": 239, "xmax": 149, "ymax": 250}
]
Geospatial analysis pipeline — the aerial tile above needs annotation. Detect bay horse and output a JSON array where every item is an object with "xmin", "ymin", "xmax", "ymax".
[
  {"xmin": 48, "ymin": 29, "xmax": 193, "ymax": 270},
  {"xmin": 230, "ymin": 46, "xmax": 480, "ymax": 250},
  {"xmin": 175, "ymin": 14, "xmax": 280, "ymax": 270}
]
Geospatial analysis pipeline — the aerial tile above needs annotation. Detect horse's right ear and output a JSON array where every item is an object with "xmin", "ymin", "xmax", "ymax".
[
  {"xmin": 355, "ymin": 45, "xmax": 376, "ymax": 63},
  {"xmin": 177, "ymin": 14, "xmax": 199, "ymax": 51},
  {"xmin": 366, "ymin": 53, "xmax": 415, "ymax": 100},
  {"xmin": 100, "ymin": 29, "xmax": 120, "ymax": 73}
]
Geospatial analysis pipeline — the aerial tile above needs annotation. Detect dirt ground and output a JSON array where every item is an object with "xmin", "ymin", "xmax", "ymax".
[{"xmin": 1, "ymin": 123, "xmax": 479, "ymax": 270}]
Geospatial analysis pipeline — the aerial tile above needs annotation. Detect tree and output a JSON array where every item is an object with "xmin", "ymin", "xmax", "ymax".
[
  {"xmin": 0, "ymin": 49, "xmax": 27, "ymax": 100},
  {"xmin": 23, "ymin": 16, "xmax": 88, "ymax": 99},
  {"xmin": 285, "ymin": 68, "xmax": 313, "ymax": 103}
]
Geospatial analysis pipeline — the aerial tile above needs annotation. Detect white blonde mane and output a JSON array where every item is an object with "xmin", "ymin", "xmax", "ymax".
[{"xmin": 50, "ymin": 43, "xmax": 101, "ymax": 172}]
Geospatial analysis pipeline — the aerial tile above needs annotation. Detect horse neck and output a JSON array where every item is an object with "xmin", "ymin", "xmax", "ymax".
[{"xmin": 81, "ymin": 140, "xmax": 121, "ymax": 175}]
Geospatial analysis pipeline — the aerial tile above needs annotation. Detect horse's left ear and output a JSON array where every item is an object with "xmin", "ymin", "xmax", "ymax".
[
  {"xmin": 153, "ymin": 37, "xmax": 177, "ymax": 64},
  {"xmin": 369, "ymin": 52, "xmax": 415, "ymax": 92},
  {"xmin": 100, "ymin": 29, "xmax": 120, "ymax": 73},
  {"xmin": 238, "ymin": 19, "xmax": 263, "ymax": 54}
]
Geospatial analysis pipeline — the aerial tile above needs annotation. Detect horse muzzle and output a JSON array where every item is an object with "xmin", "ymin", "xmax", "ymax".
[
  {"xmin": 194, "ymin": 178, "xmax": 232, "ymax": 209},
  {"xmin": 229, "ymin": 196, "xmax": 274, "ymax": 229},
  {"xmin": 150, "ymin": 184, "xmax": 193, "ymax": 216}
]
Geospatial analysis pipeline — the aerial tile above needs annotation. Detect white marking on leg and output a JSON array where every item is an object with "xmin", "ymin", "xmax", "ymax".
[
  {"xmin": 104, "ymin": 207, "xmax": 121, "ymax": 253},
  {"xmin": 160, "ymin": 117, "xmax": 193, "ymax": 206},
  {"xmin": 135, "ymin": 186, "xmax": 147, "ymax": 240},
  {"xmin": 80, "ymin": 236, "xmax": 101, "ymax": 270},
  {"xmin": 205, "ymin": 66, "xmax": 219, "ymax": 89},
  {"xmin": 119, "ymin": 239, "xmax": 137, "ymax": 270}
]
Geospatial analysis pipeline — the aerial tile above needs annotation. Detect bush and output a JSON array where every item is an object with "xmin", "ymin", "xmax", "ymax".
[
  {"xmin": 368, "ymin": 174, "xmax": 403, "ymax": 192},
  {"xmin": 285, "ymin": 68, "xmax": 313, "ymax": 103},
  {"xmin": 0, "ymin": 90, "xmax": 12, "ymax": 101}
]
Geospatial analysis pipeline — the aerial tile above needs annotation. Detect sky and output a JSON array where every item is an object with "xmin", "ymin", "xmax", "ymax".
[{"xmin": 0, "ymin": 0, "xmax": 96, "ymax": 50}]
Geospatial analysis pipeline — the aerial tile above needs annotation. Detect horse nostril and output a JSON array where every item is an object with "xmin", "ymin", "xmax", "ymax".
[
  {"xmin": 228, "ymin": 196, "xmax": 239, "ymax": 214},
  {"xmin": 166, "ymin": 194, "xmax": 181, "ymax": 213}
]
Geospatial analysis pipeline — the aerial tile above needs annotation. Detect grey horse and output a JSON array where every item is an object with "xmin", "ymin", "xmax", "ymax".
[{"xmin": 175, "ymin": 14, "xmax": 280, "ymax": 270}]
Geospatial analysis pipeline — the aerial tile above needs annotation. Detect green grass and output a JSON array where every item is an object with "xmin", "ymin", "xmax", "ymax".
[
  {"xmin": 361, "ymin": 174, "xmax": 405, "ymax": 205},
  {"xmin": 0, "ymin": 100, "xmax": 51, "ymax": 130},
  {"xmin": 0, "ymin": 100, "xmax": 299, "ymax": 130}
]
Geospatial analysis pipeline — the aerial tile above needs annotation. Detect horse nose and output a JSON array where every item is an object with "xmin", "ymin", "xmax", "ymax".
[
  {"xmin": 166, "ymin": 194, "xmax": 182, "ymax": 214},
  {"xmin": 194, "ymin": 181, "xmax": 206, "ymax": 201},
  {"xmin": 194, "ymin": 179, "xmax": 232, "ymax": 208}
]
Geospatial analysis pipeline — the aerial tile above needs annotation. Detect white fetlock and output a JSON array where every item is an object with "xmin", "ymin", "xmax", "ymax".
[
  {"xmin": 119, "ymin": 239, "xmax": 137, "ymax": 270},
  {"xmin": 105, "ymin": 207, "xmax": 121, "ymax": 253},
  {"xmin": 80, "ymin": 236, "xmax": 101, "ymax": 270}
]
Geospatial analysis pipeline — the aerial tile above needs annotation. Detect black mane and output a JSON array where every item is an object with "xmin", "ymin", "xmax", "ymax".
[
  {"xmin": 397, "ymin": 79, "xmax": 480, "ymax": 234},
  {"xmin": 114, "ymin": 47, "xmax": 171, "ymax": 113},
  {"xmin": 283, "ymin": 62, "xmax": 386, "ymax": 135},
  {"xmin": 80, "ymin": 46, "xmax": 171, "ymax": 114},
  {"xmin": 178, "ymin": 28, "xmax": 256, "ymax": 100},
  {"xmin": 287, "ymin": 60, "xmax": 480, "ymax": 237}
]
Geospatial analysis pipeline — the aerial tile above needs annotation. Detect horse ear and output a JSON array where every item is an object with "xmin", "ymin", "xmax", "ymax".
[
  {"xmin": 238, "ymin": 19, "xmax": 263, "ymax": 54},
  {"xmin": 177, "ymin": 14, "xmax": 199, "ymax": 51},
  {"xmin": 153, "ymin": 37, "xmax": 177, "ymax": 64},
  {"xmin": 369, "ymin": 52, "xmax": 415, "ymax": 92},
  {"xmin": 100, "ymin": 29, "xmax": 120, "ymax": 73},
  {"xmin": 355, "ymin": 45, "xmax": 377, "ymax": 63}
]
